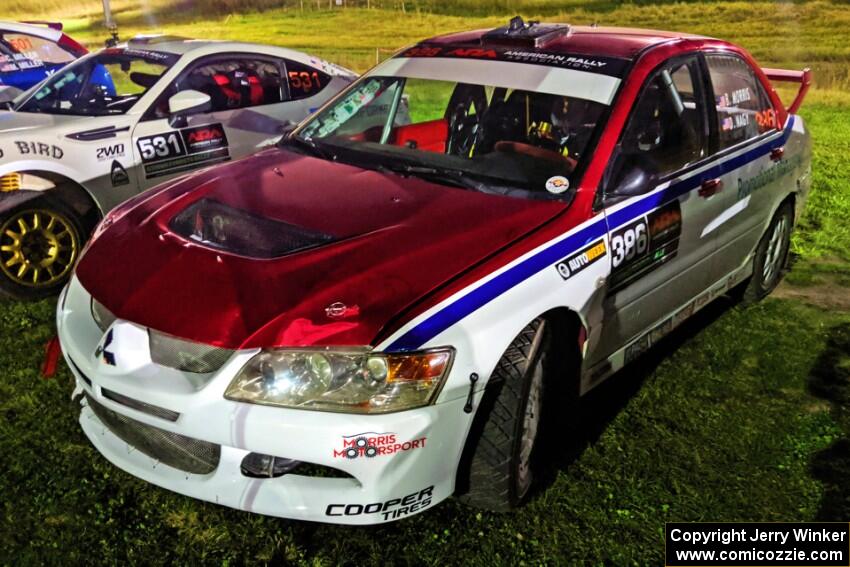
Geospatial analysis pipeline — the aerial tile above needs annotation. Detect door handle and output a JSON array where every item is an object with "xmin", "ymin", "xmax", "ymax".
[
  {"xmin": 770, "ymin": 147, "xmax": 785, "ymax": 162},
  {"xmin": 698, "ymin": 178, "xmax": 723, "ymax": 198}
]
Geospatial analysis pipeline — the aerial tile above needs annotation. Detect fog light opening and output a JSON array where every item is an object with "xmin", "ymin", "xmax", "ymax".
[{"xmin": 240, "ymin": 453, "xmax": 301, "ymax": 478}]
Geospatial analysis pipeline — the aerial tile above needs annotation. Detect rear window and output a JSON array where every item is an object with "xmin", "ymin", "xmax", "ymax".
[
  {"xmin": 285, "ymin": 59, "xmax": 330, "ymax": 100},
  {"xmin": 0, "ymin": 32, "xmax": 75, "ymax": 69},
  {"xmin": 706, "ymin": 54, "xmax": 776, "ymax": 150}
]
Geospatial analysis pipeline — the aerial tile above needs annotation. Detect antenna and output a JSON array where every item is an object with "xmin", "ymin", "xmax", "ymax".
[{"xmin": 102, "ymin": 0, "xmax": 119, "ymax": 47}]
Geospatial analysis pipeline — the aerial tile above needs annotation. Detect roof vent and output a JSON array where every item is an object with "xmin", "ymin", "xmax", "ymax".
[{"xmin": 481, "ymin": 16, "xmax": 570, "ymax": 48}]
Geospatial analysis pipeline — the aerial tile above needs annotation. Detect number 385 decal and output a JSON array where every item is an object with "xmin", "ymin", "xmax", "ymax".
[{"xmin": 610, "ymin": 220, "xmax": 648, "ymax": 268}]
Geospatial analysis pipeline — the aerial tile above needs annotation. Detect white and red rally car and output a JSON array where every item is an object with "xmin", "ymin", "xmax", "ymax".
[{"xmin": 57, "ymin": 18, "xmax": 812, "ymax": 524}]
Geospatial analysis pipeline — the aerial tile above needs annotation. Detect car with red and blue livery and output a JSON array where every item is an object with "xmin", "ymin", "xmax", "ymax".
[
  {"xmin": 57, "ymin": 18, "xmax": 812, "ymax": 524},
  {"xmin": 0, "ymin": 21, "xmax": 87, "ymax": 95}
]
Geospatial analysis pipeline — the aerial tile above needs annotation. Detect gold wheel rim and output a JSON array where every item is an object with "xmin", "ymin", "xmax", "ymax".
[{"xmin": 0, "ymin": 208, "xmax": 79, "ymax": 288}]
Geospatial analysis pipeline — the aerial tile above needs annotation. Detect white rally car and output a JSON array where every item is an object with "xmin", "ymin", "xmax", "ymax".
[
  {"xmin": 57, "ymin": 20, "xmax": 812, "ymax": 524},
  {"xmin": 0, "ymin": 35, "xmax": 354, "ymax": 299}
]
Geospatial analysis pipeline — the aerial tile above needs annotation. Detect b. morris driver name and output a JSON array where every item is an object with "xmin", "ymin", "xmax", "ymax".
[{"xmin": 670, "ymin": 527, "xmax": 847, "ymax": 547}]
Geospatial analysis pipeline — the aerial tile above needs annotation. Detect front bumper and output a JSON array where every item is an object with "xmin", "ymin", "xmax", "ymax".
[{"xmin": 57, "ymin": 277, "xmax": 470, "ymax": 524}]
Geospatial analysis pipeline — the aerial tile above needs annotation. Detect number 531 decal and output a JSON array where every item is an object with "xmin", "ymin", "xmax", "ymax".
[{"xmin": 137, "ymin": 132, "xmax": 184, "ymax": 163}]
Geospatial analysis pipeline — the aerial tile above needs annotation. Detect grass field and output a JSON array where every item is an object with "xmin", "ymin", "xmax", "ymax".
[{"xmin": 1, "ymin": 1, "xmax": 849, "ymax": 564}]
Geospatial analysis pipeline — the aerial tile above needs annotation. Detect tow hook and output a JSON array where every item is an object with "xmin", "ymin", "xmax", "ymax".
[{"xmin": 463, "ymin": 372, "xmax": 479, "ymax": 414}]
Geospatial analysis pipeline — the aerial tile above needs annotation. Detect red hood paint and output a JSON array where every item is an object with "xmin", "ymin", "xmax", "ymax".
[{"xmin": 76, "ymin": 149, "xmax": 566, "ymax": 349}]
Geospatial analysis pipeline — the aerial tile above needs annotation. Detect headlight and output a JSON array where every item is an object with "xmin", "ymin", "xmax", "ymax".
[
  {"xmin": 225, "ymin": 348, "xmax": 453, "ymax": 414},
  {"xmin": 91, "ymin": 298, "xmax": 117, "ymax": 332}
]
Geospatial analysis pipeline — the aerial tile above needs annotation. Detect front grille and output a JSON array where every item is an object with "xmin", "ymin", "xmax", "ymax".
[
  {"xmin": 85, "ymin": 393, "xmax": 220, "ymax": 474},
  {"xmin": 101, "ymin": 388, "xmax": 180, "ymax": 422},
  {"xmin": 149, "ymin": 330, "xmax": 234, "ymax": 374}
]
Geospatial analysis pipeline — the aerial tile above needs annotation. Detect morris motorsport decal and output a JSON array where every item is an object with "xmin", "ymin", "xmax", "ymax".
[
  {"xmin": 137, "ymin": 123, "xmax": 229, "ymax": 179},
  {"xmin": 399, "ymin": 46, "xmax": 629, "ymax": 77},
  {"xmin": 609, "ymin": 200, "xmax": 682, "ymax": 292},
  {"xmin": 555, "ymin": 238, "xmax": 606, "ymax": 280},
  {"xmin": 333, "ymin": 432, "xmax": 427, "ymax": 459}
]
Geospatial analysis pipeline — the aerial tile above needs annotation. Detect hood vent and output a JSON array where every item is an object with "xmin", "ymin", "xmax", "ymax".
[{"xmin": 170, "ymin": 198, "xmax": 335, "ymax": 259}]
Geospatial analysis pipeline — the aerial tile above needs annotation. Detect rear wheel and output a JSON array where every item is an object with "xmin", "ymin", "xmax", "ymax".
[
  {"xmin": 742, "ymin": 201, "xmax": 793, "ymax": 303},
  {"xmin": 457, "ymin": 318, "xmax": 551, "ymax": 511},
  {"xmin": 0, "ymin": 197, "xmax": 84, "ymax": 300}
]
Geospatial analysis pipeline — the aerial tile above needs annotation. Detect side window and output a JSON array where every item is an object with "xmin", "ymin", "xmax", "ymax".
[
  {"xmin": 168, "ymin": 58, "xmax": 285, "ymax": 116},
  {"xmin": 0, "ymin": 32, "xmax": 76, "ymax": 68},
  {"xmin": 706, "ymin": 54, "xmax": 776, "ymax": 150},
  {"xmin": 605, "ymin": 58, "xmax": 707, "ymax": 198},
  {"xmin": 285, "ymin": 59, "xmax": 330, "ymax": 100}
]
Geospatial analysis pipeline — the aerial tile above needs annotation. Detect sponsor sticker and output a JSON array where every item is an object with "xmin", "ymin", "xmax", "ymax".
[
  {"xmin": 14, "ymin": 141, "xmax": 63, "ymax": 159},
  {"xmin": 649, "ymin": 317, "xmax": 672, "ymax": 345},
  {"xmin": 555, "ymin": 238, "xmax": 607, "ymax": 280},
  {"xmin": 624, "ymin": 334, "xmax": 650, "ymax": 364},
  {"xmin": 545, "ymin": 175, "xmax": 570, "ymax": 194},
  {"xmin": 609, "ymin": 200, "xmax": 682, "ymax": 292},
  {"xmin": 333, "ymin": 432, "xmax": 427, "ymax": 460},
  {"xmin": 96, "ymin": 143, "xmax": 125, "ymax": 161},
  {"xmin": 325, "ymin": 486, "xmax": 434, "ymax": 520},
  {"xmin": 672, "ymin": 301, "xmax": 695, "ymax": 329},
  {"xmin": 110, "ymin": 160, "xmax": 129, "ymax": 187},
  {"xmin": 137, "ymin": 123, "xmax": 230, "ymax": 178}
]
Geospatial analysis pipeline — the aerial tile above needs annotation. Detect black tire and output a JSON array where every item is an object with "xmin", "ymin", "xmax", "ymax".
[
  {"xmin": 0, "ymin": 196, "xmax": 86, "ymax": 300},
  {"xmin": 457, "ymin": 318, "xmax": 551, "ymax": 511},
  {"xmin": 742, "ymin": 201, "xmax": 794, "ymax": 303}
]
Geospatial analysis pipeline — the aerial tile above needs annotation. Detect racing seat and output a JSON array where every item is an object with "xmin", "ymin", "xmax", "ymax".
[
  {"xmin": 130, "ymin": 71, "xmax": 160, "ymax": 89},
  {"xmin": 212, "ymin": 73, "xmax": 242, "ymax": 108}
]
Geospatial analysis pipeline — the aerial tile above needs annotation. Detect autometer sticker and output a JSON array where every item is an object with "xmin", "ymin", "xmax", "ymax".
[
  {"xmin": 555, "ymin": 238, "xmax": 606, "ymax": 280},
  {"xmin": 137, "ymin": 123, "xmax": 230, "ymax": 179},
  {"xmin": 609, "ymin": 200, "xmax": 682, "ymax": 292}
]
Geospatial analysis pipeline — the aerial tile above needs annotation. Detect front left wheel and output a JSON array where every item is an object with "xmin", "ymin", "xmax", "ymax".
[
  {"xmin": 0, "ymin": 197, "xmax": 84, "ymax": 300},
  {"xmin": 457, "ymin": 318, "xmax": 552, "ymax": 512}
]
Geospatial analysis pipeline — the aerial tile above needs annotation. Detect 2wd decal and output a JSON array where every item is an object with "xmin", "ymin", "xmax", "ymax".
[
  {"xmin": 96, "ymin": 143, "xmax": 125, "ymax": 161},
  {"xmin": 333, "ymin": 432, "xmax": 427, "ymax": 459},
  {"xmin": 110, "ymin": 160, "xmax": 129, "ymax": 187},
  {"xmin": 555, "ymin": 238, "xmax": 606, "ymax": 280},
  {"xmin": 326, "ymin": 486, "xmax": 434, "ymax": 520},
  {"xmin": 137, "ymin": 123, "xmax": 229, "ymax": 179},
  {"xmin": 609, "ymin": 200, "xmax": 682, "ymax": 291}
]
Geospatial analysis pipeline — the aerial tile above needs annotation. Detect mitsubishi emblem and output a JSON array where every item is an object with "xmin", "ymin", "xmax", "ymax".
[{"xmin": 94, "ymin": 329, "xmax": 116, "ymax": 366}]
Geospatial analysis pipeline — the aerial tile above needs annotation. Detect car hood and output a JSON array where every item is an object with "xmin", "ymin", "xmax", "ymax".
[
  {"xmin": 0, "ymin": 110, "xmax": 81, "ymax": 133},
  {"xmin": 76, "ymin": 149, "xmax": 567, "ymax": 350}
]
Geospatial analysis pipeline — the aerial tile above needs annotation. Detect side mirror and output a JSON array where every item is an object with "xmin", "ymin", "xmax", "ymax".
[
  {"xmin": 168, "ymin": 89, "xmax": 211, "ymax": 128},
  {"xmin": 0, "ymin": 85, "xmax": 23, "ymax": 107},
  {"xmin": 606, "ymin": 153, "xmax": 660, "ymax": 201}
]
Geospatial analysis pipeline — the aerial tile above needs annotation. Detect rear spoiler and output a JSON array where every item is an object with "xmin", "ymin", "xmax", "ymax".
[
  {"xmin": 762, "ymin": 67, "xmax": 813, "ymax": 115},
  {"xmin": 19, "ymin": 21, "xmax": 63, "ymax": 31}
]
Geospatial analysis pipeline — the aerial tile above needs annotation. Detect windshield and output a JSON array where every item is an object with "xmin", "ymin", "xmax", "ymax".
[
  {"xmin": 294, "ymin": 62, "xmax": 614, "ymax": 200},
  {"xmin": 15, "ymin": 48, "xmax": 178, "ymax": 116}
]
